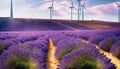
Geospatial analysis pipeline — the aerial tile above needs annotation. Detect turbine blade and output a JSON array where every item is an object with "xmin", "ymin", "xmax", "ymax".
[
  {"xmin": 71, "ymin": 0, "xmax": 74, "ymax": 7},
  {"xmin": 52, "ymin": 0, "xmax": 54, "ymax": 7},
  {"xmin": 115, "ymin": 2, "xmax": 120, "ymax": 5},
  {"xmin": 73, "ymin": 7, "xmax": 78, "ymax": 11},
  {"xmin": 113, "ymin": 0, "xmax": 120, "ymax": 5},
  {"xmin": 83, "ymin": 0, "xmax": 87, "ymax": 5},
  {"xmin": 83, "ymin": 5, "xmax": 87, "ymax": 10}
]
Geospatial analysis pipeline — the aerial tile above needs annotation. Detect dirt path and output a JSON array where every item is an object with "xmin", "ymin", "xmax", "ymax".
[
  {"xmin": 47, "ymin": 38, "xmax": 59, "ymax": 69},
  {"xmin": 95, "ymin": 45, "xmax": 120, "ymax": 69},
  {"xmin": 82, "ymin": 40, "xmax": 120, "ymax": 69},
  {"xmin": 46, "ymin": 38, "xmax": 120, "ymax": 69}
]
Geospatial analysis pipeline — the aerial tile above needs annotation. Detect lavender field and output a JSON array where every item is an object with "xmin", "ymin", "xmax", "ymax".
[
  {"xmin": 0, "ymin": 18, "xmax": 120, "ymax": 69},
  {"xmin": 0, "ymin": 30, "xmax": 120, "ymax": 69}
]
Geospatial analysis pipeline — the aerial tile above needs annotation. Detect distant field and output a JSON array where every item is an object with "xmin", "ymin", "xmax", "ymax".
[
  {"xmin": 0, "ymin": 17, "xmax": 120, "ymax": 31},
  {"xmin": 0, "ymin": 30, "xmax": 120, "ymax": 69}
]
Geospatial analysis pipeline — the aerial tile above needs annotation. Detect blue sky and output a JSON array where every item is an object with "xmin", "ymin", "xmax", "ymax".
[{"xmin": 0, "ymin": 0, "xmax": 120, "ymax": 22}]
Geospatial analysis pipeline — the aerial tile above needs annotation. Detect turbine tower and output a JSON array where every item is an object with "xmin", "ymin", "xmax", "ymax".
[
  {"xmin": 77, "ymin": 0, "xmax": 82, "ymax": 20},
  {"xmin": 70, "ymin": 0, "xmax": 74, "ymax": 20},
  {"xmin": 48, "ymin": 0, "xmax": 54, "ymax": 19},
  {"xmin": 70, "ymin": 0, "xmax": 78, "ymax": 20},
  {"xmin": 10, "ymin": 0, "xmax": 13, "ymax": 18},
  {"xmin": 81, "ymin": 0, "xmax": 87, "ymax": 20},
  {"xmin": 114, "ymin": 1, "xmax": 120, "ymax": 22}
]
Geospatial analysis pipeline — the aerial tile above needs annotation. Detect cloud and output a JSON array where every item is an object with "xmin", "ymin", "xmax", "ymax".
[
  {"xmin": 0, "ymin": 0, "xmax": 118, "ymax": 21},
  {"xmin": 53, "ymin": 1, "xmax": 70, "ymax": 16},
  {"xmin": 36, "ymin": 0, "xmax": 70, "ymax": 16},
  {"xmin": 86, "ymin": 3, "xmax": 118, "ymax": 15}
]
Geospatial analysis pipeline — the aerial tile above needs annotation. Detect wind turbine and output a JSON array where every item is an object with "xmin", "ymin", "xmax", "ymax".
[
  {"xmin": 81, "ymin": 0, "xmax": 87, "ymax": 20},
  {"xmin": 70, "ymin": 0, "xmax": 74, "ymax": 20},
  {"xmin": 70, "ymin": 0, "xmax": 77, "ymax": 20},
  {"xmin": 77, "ymin": 0, "xmax": 82, "ymax": 20},
  {"xmin": 114, "ymin": 1, "xmax": 120, "ymax": 22},
  {"xmin": 48, "ymin": 0, "xmax": 54, "ymax": 19},
  {"xmin": 10, "ymin": 0, "xmax": 13, "ymax": 18}
]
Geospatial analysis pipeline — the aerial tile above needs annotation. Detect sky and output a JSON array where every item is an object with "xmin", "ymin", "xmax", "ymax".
[{"xmin": 0, "ymin": 0, "xmax": 120, "ymax": 22}]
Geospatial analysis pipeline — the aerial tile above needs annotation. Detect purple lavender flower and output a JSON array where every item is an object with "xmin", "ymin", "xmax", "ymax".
[
  {"xmin": 55, "ymin": 37, "xmax": 94, "ymax": 60},
  {"xmin": 0, "ymin": 46, "xmax": 42, "ymax": 69},
  {"xmin": 0, "ymin": 43, "xmax": 6, "ymax": 55},
  {"xmin": 99, "ymin": 36, "xmax": 120, "ymax": 52},
  {"xmin": 17, "ymin": 34, "xmax": 38, "ymax": 43},
  {"xmin": 0, "ymin": 38, "xmax": 19, "ymax": 55},
  {"xmin": 0, "ymin": 33, "xmax": 17, "ymax": 40},
  {"xmin": 59, "ymin": 46, "xmax": 116, "ymax": 69},
  {"xmin": 51, "ymin": 35, "xmax": 68, "ymax": 46},
  {"xmin": 0, "ymin": 38, "xmax": 49, "ymax": 69},
  {"xmin": 110, "ymin": 40, "xmax": 120, "ymax": 59},
  {"xmin": 16, "ymin": 39, "xmax": 49, "ymax": 54},
  {"xmin": 89, "ymin": 34, "xmax": 115, "ymax": 44},
  {"xmin": 63, "ymin": 31, "xmax": 91, "ymax": 40}
]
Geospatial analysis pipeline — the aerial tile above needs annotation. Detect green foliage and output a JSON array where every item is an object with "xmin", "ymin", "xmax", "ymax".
[
  {"xmin": 8, "ymin": 58, "xmax": 30, "ymax": 69},
  {"xmin": 115, "ymin": 48, "xmax": 120, "ymax": 59},
  {"xmin": 58, "ymin": 45, "xmax": 80, "ymax": 60},
  {"xmin": 21, "ymin": 46, "xmax": 29, "ymax": 50},
  {"xmin": 104, "ymin": 40, "xmax": 116, "ymax": 52},
  {"xmin": 67, "ymin": 58, "xmax": 102, "ymax": 69},
  {"xmin": 0, "ymin": 44, "xmax": 5, "ymax": 54}
]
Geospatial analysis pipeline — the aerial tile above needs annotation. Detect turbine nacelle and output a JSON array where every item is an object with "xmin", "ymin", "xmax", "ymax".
[
  {"xmin": 118, "ymin": 5, "xmax": 120, "ymax": 7},
  {"xmin": 48, "ymin": 7, "xmax": 53, "ymax": 9},
  {"xmin": 114, "ymin": 1, "xmax": 120, "ymax": 7},
  {"xmin": 69, "ymin": 7, "xmax": 74, "ymax": 8}
]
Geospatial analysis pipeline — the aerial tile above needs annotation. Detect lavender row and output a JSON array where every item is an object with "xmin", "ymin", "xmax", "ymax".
[
  {"xmin": 0, "ymin": 32, "xmax": 49, "ymax": 55},
  {"xmin": 110, "ymin": 40, "xmax": 120, "ymax": 59},
  {"xmin": 55, "ymin": 37, "xmax": 83, "ymax": 60},
  {"xmin": 49, "ymin": 30, "xmax": 120, "ymax": 46},
  {"xmin": 0, "ymin": 46, "xmax": 45, "ymax": 69},
  {"xmin": 0, "ymin": 30, "xmax": 120, "ymax": 46},
  {"xmin": 0, "ymin": 38, "xmax": 49, "ymax": 69},
  {"xmin": 0, "ymin": 32, "xmax": 49, "ymax": 69},
  {"xmin": 99, "ymin": 36, "xmax": 120, "ymax": 52},
  {"xmin": 59, "ymin": 44, "xmax": 116, "ymax": 69}
]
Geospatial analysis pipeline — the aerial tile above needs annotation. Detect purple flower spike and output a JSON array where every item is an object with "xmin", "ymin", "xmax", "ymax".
[
  {"xmin": 55, "ymin": 37, "xmax": 94, "ymax": 60},
  {"xmin": 89, "ymin": 34, "xmax": 114, "ymax": 45},
  {"xmin": 59, "ymin": 46, "xmax": 116, "ymax": 69},
  {"xmin": 0, "ymin": 47, "xmax": 42, "ymax": 69},
  {"xmin": 110, "ymin": 40, "xmax": 120, "ymax": 59},
  {"xmin": 99, "ymin": 36, "xmax": 120, "ymax": 52}
]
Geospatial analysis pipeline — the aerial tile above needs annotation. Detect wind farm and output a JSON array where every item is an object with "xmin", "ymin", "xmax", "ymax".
[
  {"xmin": 7, "ymin": 0, "xmax": 120, "ymax": 21},
  {"xmin": 0, "ymin": 0, "xmax": 120, "ymax": 69}
]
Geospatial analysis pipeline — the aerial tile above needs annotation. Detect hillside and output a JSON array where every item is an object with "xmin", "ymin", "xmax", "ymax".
[{"xmin": 0, "ymin": 17, "xmax": 120, "ymax": 31}]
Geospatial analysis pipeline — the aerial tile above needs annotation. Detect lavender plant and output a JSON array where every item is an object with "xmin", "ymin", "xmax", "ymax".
[
  {"xmin": 63, "ymin": 31, "xmax": 91, "ymax": 40},
  {"xmin": 110, "ymin": 40, "xmax": 120, "ymax": 59},
  {"xmin": 0, "ymin": 38, "xmax": 19, "ymax": 55},
  {"xmin": 0, "ymin": 46, "xmax": 41, "ymax": 69},
  {"xmin": 89, "ymin": 34, "xmax": 115, "ymax": 44},
  {"xmin": 0, "ymin": 33, "xmax": 17, "ymax": 40},
  {"xmin": 55, "ymin": 37, "xmax": 93, "ymax": 60},
  {"xmin": 99, "ymin": 36, "xmax": 120, "ymax": 52},
  {"xmin": 59, "ymin": 46, "xmax": 116, "ymax": 69}
]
